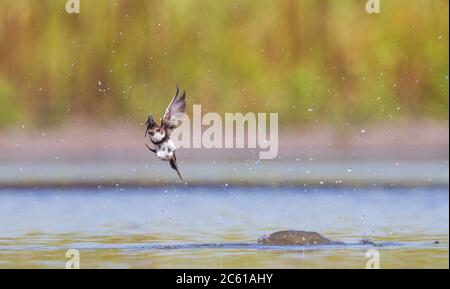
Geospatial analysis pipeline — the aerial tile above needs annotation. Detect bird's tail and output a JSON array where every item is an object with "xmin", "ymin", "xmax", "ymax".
[{"xmin": 169, "ymin": 154, "xmax": 183, "ymax": 181}]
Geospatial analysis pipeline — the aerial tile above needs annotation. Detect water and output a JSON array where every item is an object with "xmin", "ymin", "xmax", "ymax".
[{"xmin": 0, "ymin": 187, "xmax": 448, "ymax": 268}]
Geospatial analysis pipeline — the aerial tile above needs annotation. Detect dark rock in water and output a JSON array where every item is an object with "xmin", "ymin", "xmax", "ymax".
[
  {"xmin": 359, "ymin": 238, "xmax": 376, "ymax": 245},
  {"xmin": 257, "ymin": 230, "xmax": 344, "ymax": 246},
  {"xmin": 433, "ymin": 241, "xmax": 440, "ymax": 245}
]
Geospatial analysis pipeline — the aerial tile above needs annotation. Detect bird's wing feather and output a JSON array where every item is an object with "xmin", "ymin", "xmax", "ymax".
[
  {"xmin": 162, "ymin": 86, "xmax": 186, "ymax": 136},
  {"xmin": 145, "ymin": 143, "xmax": 156, "ymax": 153}
]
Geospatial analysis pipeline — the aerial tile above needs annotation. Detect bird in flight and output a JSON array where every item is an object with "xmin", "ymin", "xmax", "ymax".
[{"xmin": 144, "ymin": 86, "xmax": 186, "ymax": 181}]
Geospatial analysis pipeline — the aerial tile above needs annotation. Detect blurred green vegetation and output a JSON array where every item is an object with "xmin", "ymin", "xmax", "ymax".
[{"xmin": 0, "ymin": 0, "xmax": 448, "ymax": 128}]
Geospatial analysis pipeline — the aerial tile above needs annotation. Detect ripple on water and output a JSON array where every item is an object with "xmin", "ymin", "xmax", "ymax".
[{"xmin": 0, "ymin": 186, "xmax": 448, "ymax": 268}]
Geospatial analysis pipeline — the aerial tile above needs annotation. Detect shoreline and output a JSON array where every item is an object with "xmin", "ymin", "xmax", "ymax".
[
  {"xmin": 1, "ymin": 182, "xmax": 448, "ymax": 190},
  {"xmin": 1, "ymin": 121, "xmax": 448, "ymax": 189},
  {"xmin": 0, "ymin": 121, "xmax": 448, "ymax": 162}
]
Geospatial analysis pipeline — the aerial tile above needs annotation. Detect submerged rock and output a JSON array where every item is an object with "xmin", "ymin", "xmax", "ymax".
[
  {"xmin": 257, "ymin": 230, "xmax": 397, "ymax": 247},
  {"xmin": 257, "ymin": 230, "xmax": 344, "ymax": 246},
  {"xmin": 359, "ymin": 238, "xmax": 376, "ymax": 245}
]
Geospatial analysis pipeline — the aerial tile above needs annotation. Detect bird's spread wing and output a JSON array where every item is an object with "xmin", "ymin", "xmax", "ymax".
[{"xmin": 162, "ymin": 86, "xmax": 186, "ymax": 136}]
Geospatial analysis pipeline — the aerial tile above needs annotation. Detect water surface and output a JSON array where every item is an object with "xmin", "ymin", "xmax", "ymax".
[{"xmin": 0, "ymin": 187, "xmax": 448, "ymax": 268}]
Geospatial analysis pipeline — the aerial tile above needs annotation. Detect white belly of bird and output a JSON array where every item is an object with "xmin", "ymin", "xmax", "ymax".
[
  {"xmin": 156, "ymin": 140, "xmax": 176, "ymax": 161},
  {"xmin": 150, "ymin": 132, "xmax": 165, "ymax": 143}
]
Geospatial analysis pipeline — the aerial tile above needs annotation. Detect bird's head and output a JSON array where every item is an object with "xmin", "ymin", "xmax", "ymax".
[{"xmin": 145, "ymin": 115, "xmax": 166, "ymax": 142}]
